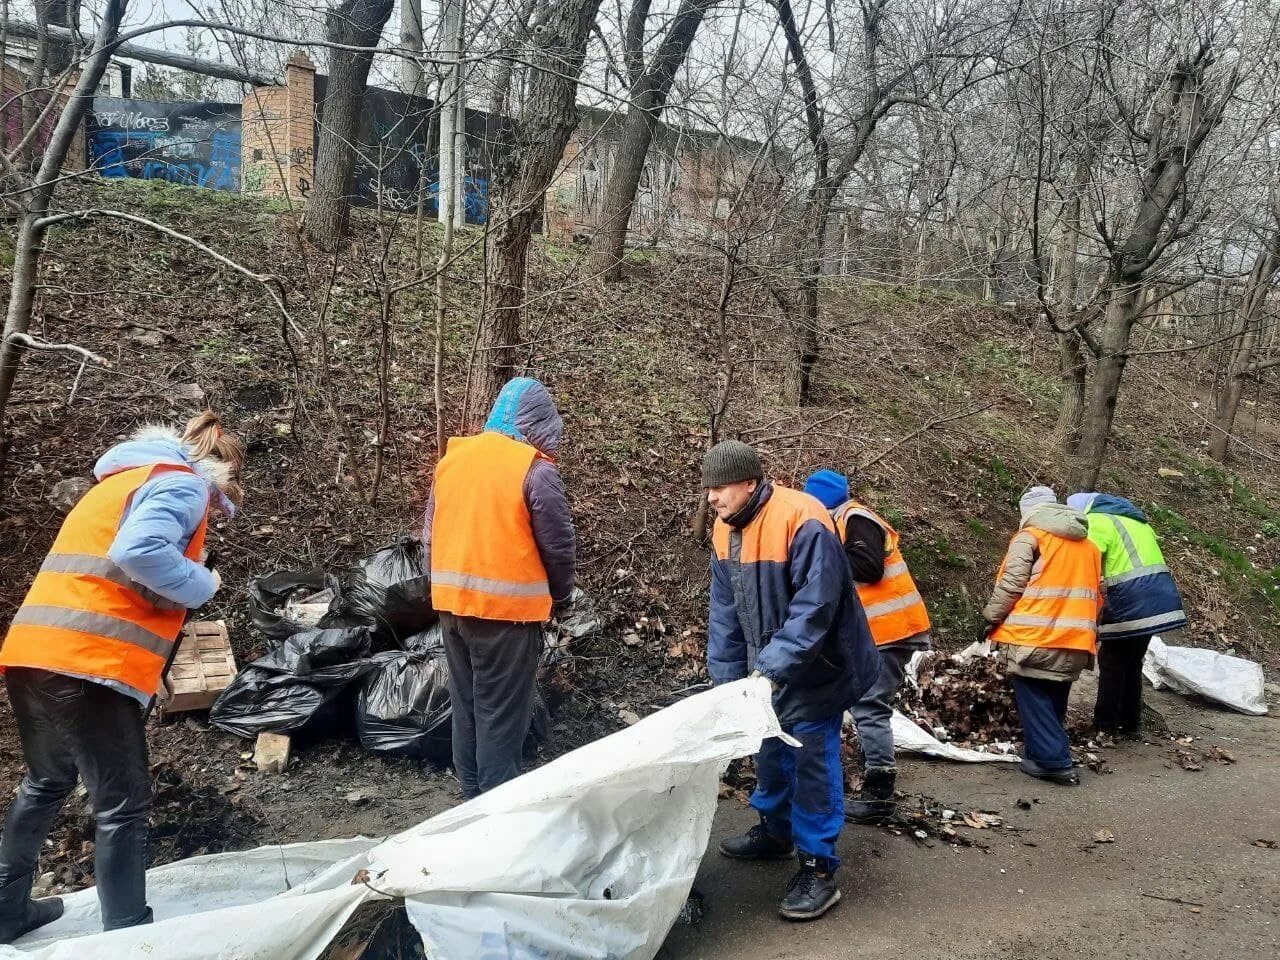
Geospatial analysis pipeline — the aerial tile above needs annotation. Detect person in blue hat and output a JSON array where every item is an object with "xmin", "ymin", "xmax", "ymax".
[{"xmin": 804, "ymin": 470, "xmax": 931, "ymax": 822}]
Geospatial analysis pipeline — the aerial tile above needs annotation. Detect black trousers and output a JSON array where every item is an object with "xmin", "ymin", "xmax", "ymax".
[
  {"xmin": 1094, "ymin": 635, "xmax": 1153, "ymax": 732},
  {"xmin": 0, "ymin": 669, "xmax": 152, "ymax": 930},
  {"xmin": 440, "ymin": 613, "xmax": 543, "ymax": 799}
]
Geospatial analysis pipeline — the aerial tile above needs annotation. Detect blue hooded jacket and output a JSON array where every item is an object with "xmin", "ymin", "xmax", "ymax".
[
  {"xmin": 423, "ymin": 378, "xmax": 576, "ymax": 604},
  {"xmin": 708, "ymin": 482, "xmax": 879, "ymax": 725},
  {"xmin": 1071, "ymin": 493, "xmax": 1187, "ymax": 640},
  {"xmin": 93, "ymin": 426, "xmax": 222, "ymax": 611}
]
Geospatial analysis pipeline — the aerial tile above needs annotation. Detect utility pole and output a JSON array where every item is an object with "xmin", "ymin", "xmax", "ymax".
[
  {"xmin": 438, "ymin": 0, "xmax": 466, "ymax": 229},
  {"xmin": 399, "ymin": 0, "xmax": 426, "ymax": 95}
]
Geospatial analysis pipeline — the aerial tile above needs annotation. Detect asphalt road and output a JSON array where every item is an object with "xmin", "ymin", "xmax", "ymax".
[{"xmin": 660, "ymin": 684, "xmax": 1279, "ymax": 960}]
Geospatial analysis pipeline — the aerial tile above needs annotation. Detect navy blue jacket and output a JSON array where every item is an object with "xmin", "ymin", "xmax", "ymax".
[
  {"xmin": 1087, "ymin": 495, "xmax": 1188, "ymax": 640},
  {"xmin": 708, "ymin": 483, "xmax": 879, "ymax": 725}
]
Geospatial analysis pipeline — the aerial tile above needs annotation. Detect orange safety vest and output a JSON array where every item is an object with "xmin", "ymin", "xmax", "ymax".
[
  {"xmin": 832, "ymin": 501, "xmax": 931, "ymax": 646},
  {"xmin": 989, "ymin": 527, "xmax": 1102, "ymax": 654},
  {"xmin": 430, "ymin": 431, "xmax": 553, "ymax": 622},
  {"xmin": 0, "ymin": 464, "xmax": 208, "ymax": 700}
]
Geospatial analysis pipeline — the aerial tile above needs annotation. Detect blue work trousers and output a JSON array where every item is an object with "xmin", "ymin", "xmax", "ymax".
[
  {"xmin": 750, "ymin": 714, "xmax": 845, "ymax": 871},
  {"xmin": 1012, "ymin": 675, "xmax": 1073, "ymax": 770}
]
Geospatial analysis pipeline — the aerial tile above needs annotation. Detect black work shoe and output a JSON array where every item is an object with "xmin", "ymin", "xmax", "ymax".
[
  {"xmin": 779, "ymin": 855, "xmax": 841, "ymax": 921},
  {"xmin": 0, "ymin": 896, "xmax": 64, "ymax": 944},
  {"xmin": 718, "ymin": 823, "xmax": 795, "ymax": 861},
  {"xmin": 846, "ymin": 766, "xmax": 897, "ymax": 824},
  {"xmin": 1019, "ymin": 757, "xmax": 1080, "ymax": 785}
]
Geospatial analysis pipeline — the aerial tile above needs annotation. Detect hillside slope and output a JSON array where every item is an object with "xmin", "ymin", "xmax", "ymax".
[{"xmin": 3, "ymin": 180, "xmax": 1276, "ymax": 675}]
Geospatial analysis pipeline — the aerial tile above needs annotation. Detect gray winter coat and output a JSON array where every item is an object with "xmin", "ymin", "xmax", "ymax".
[{"xmin": 984, "ymin": 503, "xmax": 1098, "ymax": 681}]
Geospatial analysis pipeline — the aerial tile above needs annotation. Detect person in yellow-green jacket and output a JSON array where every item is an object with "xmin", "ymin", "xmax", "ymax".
[{"xmin": 1066, "ymin": 493, "xmax": 1189, "ymax": 737}]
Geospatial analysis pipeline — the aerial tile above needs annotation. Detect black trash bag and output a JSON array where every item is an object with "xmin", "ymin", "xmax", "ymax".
[
  {"xmin": 356, "ymin": 626, "xmax": 452, "ymax": 762},
  {"xmin": 210, "ymin": 626, "xmax": 390, "ymax": 739},
  {"xmin": 338, "ymin": 539, "xmax": 436, "ymax": 643},
  {"xmin": 248, "ymin": 569, "xmax": 340, "ymax": 643}
]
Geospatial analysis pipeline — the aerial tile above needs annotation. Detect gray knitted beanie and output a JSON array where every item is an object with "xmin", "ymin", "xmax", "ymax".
[{"xmin": 702, "ymin": 440, "xmax": 764, "ymax": 488}]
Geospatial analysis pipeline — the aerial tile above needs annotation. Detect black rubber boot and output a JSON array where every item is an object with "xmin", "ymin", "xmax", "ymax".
[
  {"xmin": 845, "ymin": 766, "xmax": 897, "ymax": 824},
  {"xmin": 0, "ymin": 875, "xmax": 64, "ymax": 944},
  {"xmin": 779, "ymin": 855, "xmax": 841, "ymax": 921},
  {"xmin": 718, "ymin": 823, "xmax": 795, "ymax": 861},
  {"xmin": 1019, "ymin": 757, "xmax": 1080, "ymax": 786}
]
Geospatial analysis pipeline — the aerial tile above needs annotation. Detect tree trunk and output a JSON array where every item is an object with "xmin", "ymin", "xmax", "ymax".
[
  {"xmin": 303, "ymin": 0, "xmax": 394, "ymax": 250},
  {"xmin": 1070, "ymin": 283, "xmax": 1140, "ymax": 491},
  {"xmin": 1055, "ymin": 330, "xmax": 1087, "ymax": 450},
  {"xmin": 1053, "ymin": 154, "xmax": 1090, "ymax": 448},
  {"xmin": 1209, "ymin": 230, "xmax": 1279, "ymax": 461},
  {"xmin": 787, "ymin": 250, "xmax": 823, "ymax": 404},
  {"xmin": 586, "ymin": 0, "xmax": 720, "ymax": 281},
  {"xmin": 0, "ymin": 0, "xmax": 127, "ymax": 474},
  {"xmin": 470, "ymin": 0, "xmax": 605, "ymax": 416}
]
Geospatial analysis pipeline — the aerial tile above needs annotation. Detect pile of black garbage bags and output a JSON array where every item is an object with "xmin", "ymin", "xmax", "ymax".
[{"xmin": 209, "ymin": 538, "xmax": 560, "ymax": 765}]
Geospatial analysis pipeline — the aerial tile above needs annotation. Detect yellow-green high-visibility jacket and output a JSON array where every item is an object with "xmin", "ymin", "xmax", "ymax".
[{"xmin": 1081, "ymin": 495, "xmax": 1188, "ymax": 640}]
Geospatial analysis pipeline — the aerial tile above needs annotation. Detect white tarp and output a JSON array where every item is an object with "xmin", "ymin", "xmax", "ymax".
[
  {"xmin": 890, "ymin": 710, "xmax": 1019, "ymax": 763},
  {"xmin": 1143, "ymin": 636, "xmax": 1269, "ymax": 716},
  {"xmin": 4, "ymin": 677, "xmax": 782, "ymax": 960}
]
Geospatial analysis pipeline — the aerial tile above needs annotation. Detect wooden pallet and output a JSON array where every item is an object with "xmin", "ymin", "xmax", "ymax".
[{"xmin": 159, "ymin": 620, "xmax": 238, "ymax": 715}]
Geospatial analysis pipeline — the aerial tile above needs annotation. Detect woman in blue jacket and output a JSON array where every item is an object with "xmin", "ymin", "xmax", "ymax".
[{"xmin": 0, "ymin": 413, "xmax": 243, "ymax": 942}]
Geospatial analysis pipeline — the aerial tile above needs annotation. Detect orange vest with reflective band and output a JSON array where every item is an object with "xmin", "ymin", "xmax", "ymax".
[
  {"xmin": 430, "ymin": 432, "xmax": 552, "ymax": 622},
  {"xmin": 832, "ymin": 501, "xmax": 931, "ymax": 646},
  {"xmin": 989, "ymin": 527, "xmax": 1102, "ymax": 654},
  {"xmin": 0, "ymin": 464, "xmax": 208, "ymax": 700},
  {"xmin": 711, "ymin": 484, "xmax": 835, "ymax": 564}
]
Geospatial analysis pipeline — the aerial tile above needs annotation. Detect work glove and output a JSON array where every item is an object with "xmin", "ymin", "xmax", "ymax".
[{"xmin": 750, "ymin": 670, "xmax": 780, "ymax": 692}]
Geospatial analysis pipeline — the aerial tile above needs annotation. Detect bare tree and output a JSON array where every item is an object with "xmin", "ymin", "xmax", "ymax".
[
  {"xmin": 769, "ymin": 0, "xmax": 992, "ymax": 403},
  {"xmin": 1069, "ymin": 19, "xmax": 1244, "ymax": 489},
  {"xmin": 585, "ymin": 0, "xmax": 723, "ymax": 280},
  {"xmin": 0, "ymin": 0, "xmax": 128, "ymax": 457},
  {"xmin": 302, "ymin": 0, "xmax": 395, "ymax": 249},
  {"xmin": 1210, "ymin": 183, "xmax": 1280, "ymax": 461},
  {"xmin": 469, "ymin": 0, "xmax": 605, "ymax": 414}
]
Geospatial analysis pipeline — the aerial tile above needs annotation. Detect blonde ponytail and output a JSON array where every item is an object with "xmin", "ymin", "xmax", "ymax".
[{"xmin": 183, "ymin": 411, "xmax": 246, "ymax": 504}]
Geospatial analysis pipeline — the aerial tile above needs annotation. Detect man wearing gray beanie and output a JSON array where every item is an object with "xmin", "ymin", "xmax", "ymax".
[
  {"xmin": 701, "ymin": 441, "xmax": 879, "ymax": 921},
  {"xmin": 983, "ymin": 486, "xmax": 1103, "ymax": 786}
]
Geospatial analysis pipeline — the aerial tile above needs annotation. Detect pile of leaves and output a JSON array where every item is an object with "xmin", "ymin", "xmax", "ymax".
[
  {"xmin": 896, "ymin": 652, "xmax": 1022, "ymax": 747},
  {"xmin": 34, "ymin": 761, "xmax": 265, "ymax": 896}
]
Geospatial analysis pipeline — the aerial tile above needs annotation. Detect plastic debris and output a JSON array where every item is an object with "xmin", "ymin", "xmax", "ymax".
[{"xmin": 1143, "ymin": 637, "xmax": 1268, "ymax": 716}]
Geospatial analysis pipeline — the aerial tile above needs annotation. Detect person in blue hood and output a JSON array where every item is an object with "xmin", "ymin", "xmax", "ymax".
[
  {"xmin": 423, "ymin": 378, "xmax": 576, "ymax": 798},
  {"xmin": 1066, "ymin": 492, "xmax": 1188, "ymax": 737},
  {"xmin": 0, "ymin": 413, "xmax": 243, "ymax": 941}
]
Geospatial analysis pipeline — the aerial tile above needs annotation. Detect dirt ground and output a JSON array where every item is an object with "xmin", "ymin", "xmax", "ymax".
[{"xmin": 660, "ymin": 681, "xmax": 1279, "ymax": 960}]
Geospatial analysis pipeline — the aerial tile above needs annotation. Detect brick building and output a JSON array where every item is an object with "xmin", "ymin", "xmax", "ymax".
[
  {"xmin": 239, "ymin": 52, "xmax": 316, "ymax": 199},
  {"xmin": 543, "ymin": 106, "xmax": 771, "ymax": 246}
]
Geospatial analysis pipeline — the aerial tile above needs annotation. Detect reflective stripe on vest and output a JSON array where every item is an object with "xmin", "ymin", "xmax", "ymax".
[
  {"xmin": 38, "ymin": 553, "xmax": 182, "ymax": 610},
  {"xmin": 1102, "ymin": 516, "xmax": 1171, "ymax": 587},
  {"xmin": 430, "ymin": 432, "xmax": 553, "ymax": 622},
  {"xmin": 989, "ymin": 526, "xmax": 1101, "ymax": 654},
  {"xmin": 1098, "ymin": 608, "xmax": 1189, "ymax": 636},
  {"xmin": 1, "ymin": 463, "xmax": 207, "ymax": 700},
  {"xmin": 832, "ymin": 501, "xmax": 931, "ymax": 646}
]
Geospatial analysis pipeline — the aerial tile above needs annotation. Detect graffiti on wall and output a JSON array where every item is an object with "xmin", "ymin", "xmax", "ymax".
[
  {"xmin": 87, "ymin": 98, "xmax": 242, "ymax": 191},
  {"xmin": 314, "ymin": 80, "xmax": 506, "ymax": 224}
]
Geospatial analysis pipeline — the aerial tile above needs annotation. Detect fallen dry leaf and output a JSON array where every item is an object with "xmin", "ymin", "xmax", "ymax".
[
  {"xmin": 1205, "ymin": 745, "xmax": 1236, "ymax": 764},
  {"xmin": 1251, "ymin": 839, "xmax": 1277, "ymax": 849},
  {"xmin": 1174, "ymin": 749, "xmax": 1203, "ymax": 772},
  {"xmin": 1092, "ymin": 828, "xmax": 1116, "ymax": 844}
]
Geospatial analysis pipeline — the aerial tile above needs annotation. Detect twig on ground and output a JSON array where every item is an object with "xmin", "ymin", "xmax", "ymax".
[{"xmin": 4, "ymin": 332, "xmax": 111, "ymax": 367}]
